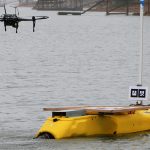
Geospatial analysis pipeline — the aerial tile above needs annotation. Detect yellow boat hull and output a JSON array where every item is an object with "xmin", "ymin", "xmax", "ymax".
[{"xmin": 36, "ymin": 109, "xmax": 150, "ymax": 139}]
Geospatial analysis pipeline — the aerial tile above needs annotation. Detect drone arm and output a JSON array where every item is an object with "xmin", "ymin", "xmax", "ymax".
[
  {"xmin": 18, "ymin": 16, "xmax": 49, "ymax": 21},
  {"xmin": 33, "ymin": 16, "xmax": 49, "ymax": 20},
  {"xmin": 18, "ymin": 18, "xmax": 32, "ymax": 21}
]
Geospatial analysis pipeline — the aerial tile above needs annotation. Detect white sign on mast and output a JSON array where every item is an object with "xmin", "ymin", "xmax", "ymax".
[{"xmin": 129, "ymin": 86, "xmax": 148, "ymax": 101}]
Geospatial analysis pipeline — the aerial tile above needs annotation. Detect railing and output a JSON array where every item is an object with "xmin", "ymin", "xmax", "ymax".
[{"xmin": 34, "ymin": 0, "xmax": 150, "ymax": 15}]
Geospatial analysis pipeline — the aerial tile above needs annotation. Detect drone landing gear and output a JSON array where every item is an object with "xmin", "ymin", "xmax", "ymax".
[
  {"xmin": 4, "ymin": 21, "xmax": 6, "ymax": 32},
  {"xmin": 15, "ymin": 23, "xmax": 18, "ymax": 33},
  {"xmin": 5, "ymin": 25, "xmax": 6, "ymax": 32},
  {"xmin": 32, "ymin": 16, "xmax": 36, "ymax": 32}
]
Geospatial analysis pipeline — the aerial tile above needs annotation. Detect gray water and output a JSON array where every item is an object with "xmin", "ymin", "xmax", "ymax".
[{"xmin": 1, "ymin": 6, "xmax": 150, "ymax": 150}]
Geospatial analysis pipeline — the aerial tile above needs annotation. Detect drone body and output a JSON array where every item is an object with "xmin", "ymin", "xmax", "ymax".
[
  {"xmin": 3, "ymin": 14, "xmax": 19, "ymax": 32},
  {"xmin": 0, "ymin": 5, "xmax": 49, "ymax": 33}
]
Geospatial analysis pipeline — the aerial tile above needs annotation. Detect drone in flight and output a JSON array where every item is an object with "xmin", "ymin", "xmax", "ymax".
[{"xmin": 0, "ymin": 5, "xmax": 49, "ymax": 33}]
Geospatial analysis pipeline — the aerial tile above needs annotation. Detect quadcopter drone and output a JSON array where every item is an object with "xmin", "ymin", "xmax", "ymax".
[{"xmin": 0, "ymin": 5, "xmax": 49, "ymax": 33}]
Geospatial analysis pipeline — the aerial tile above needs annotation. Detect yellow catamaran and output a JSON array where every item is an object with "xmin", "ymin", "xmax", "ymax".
[{"xmin": 35, "ymin": 106, "xmax": 150, "ymax": 139}]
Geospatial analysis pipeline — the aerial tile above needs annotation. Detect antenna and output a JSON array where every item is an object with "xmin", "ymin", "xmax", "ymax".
[
  {"xmin": 15, "ymin": 7, "xmax": 16, "ymax": 15},
  {"xmin": 138, "ymin": 0, "xmax": 144, "ymax": 86},
  {"xmin": 4, "ymin": 4, "xmax": 6, "ymax": 14},
  {"xmin": 11, "ymin": 6, "xmax": 19, "ymax": 16},
  {"xmin": 15, "ymin": 7, "xmax": 19, "ymax": 16}
]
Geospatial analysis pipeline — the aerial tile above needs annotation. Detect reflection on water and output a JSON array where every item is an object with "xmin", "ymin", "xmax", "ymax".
[{"xmin": 1, "ymin": 6, "xmax": 150, "ymax": 150}]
